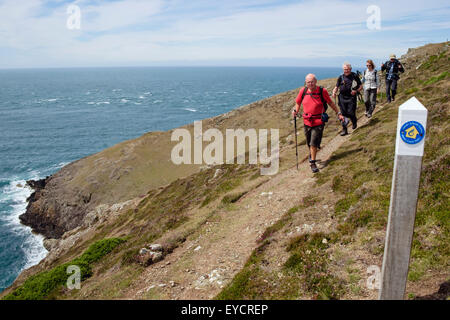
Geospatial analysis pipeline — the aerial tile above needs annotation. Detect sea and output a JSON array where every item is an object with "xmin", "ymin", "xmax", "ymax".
[{"xmin": 0, "ymin": 66, "xmax": 341, "ymax": 292}]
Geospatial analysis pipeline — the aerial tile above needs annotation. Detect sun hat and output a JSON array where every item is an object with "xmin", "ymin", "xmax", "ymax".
[{"xmin": 390, "ymin": 54, "xmax": 396, "ymax": 59}]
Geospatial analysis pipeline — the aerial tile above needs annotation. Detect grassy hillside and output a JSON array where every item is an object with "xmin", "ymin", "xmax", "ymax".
[
  {"xmin": 2, "ymin": 42, "xmax": 448, "ymax": 300},
  {"xmin": 217, "ymin": 42, "xmax": 449, "ymax": 300}
]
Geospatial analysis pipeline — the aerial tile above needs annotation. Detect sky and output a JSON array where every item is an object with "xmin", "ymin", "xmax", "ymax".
[{"xmin": 0, "ymin": 0, "xmax": 449, "ymax": 68}]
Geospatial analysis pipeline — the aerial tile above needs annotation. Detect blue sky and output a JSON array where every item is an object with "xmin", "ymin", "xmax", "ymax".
[{"xmin": 0, "ymin": 0, "xmax": 449, "ymax": 68}]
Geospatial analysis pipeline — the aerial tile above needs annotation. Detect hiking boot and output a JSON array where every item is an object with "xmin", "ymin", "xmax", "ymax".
[
  {"xmin": 310, "ymin": 161, "xmax": 319, "ymax": 173},
  {"xmin": 352, "ymin": 122, "xmax": 357, "ymax": 130},
  {"xmin": 367, "ymin": 113, "xmax": 372, "ymax": 118},
  {"xmin": 340, "ymin": 127, "xmax": 348, "ymax": 136}
]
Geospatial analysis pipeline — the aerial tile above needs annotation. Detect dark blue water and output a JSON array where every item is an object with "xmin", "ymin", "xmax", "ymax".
[{"xmin": 0, "ymin": 66, "xmax": 340, "ymax": 292}]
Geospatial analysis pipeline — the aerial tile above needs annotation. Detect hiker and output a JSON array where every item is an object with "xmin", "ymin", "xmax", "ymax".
[
  {"xmin": 381, "ymin": 54, "xmax": 404, "ymax": 103},
  {"xmin": 332, "ymin": 63, "xmax": 363, "ymax": 136},
  {"xmin": 292, "ymin": 74, "xmax": 344, "ymax": 173},
  {"xmin": 362, "ymin": 59, "xmax": 380, "ymax": 118}
]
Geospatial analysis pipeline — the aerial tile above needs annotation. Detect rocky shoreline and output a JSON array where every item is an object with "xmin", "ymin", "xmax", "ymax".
[
  {"xmin": 18, "ymin": 161, "xmax": 95, "ymax": 241},
  {"xmin": 19, "ymin": 177, "xmax": 66, "ymax": 239}
]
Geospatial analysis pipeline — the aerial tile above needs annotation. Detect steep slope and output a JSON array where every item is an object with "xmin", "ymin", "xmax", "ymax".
[{"xmin": 216, "ymin": 42, "xmax": 449, "ymax": 300}]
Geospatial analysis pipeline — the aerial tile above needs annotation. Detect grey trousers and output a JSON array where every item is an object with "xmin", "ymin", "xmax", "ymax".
[{"xmin": 364, "ymin": 88, "xmax": 377, "ymax": 114}]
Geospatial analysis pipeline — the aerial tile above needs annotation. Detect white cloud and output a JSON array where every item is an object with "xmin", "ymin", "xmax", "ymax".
[
  {"xmin": 0, "ymin": 0, "xmax": 449, "ymax": 68},
  {"xmin": 79, "ymin": 0, "xmax": 164, "ymax": 32}
]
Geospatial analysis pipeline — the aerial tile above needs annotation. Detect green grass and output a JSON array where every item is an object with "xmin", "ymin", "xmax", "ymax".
[
  {"xmin": 3, "ymin": 238, "xmax": 125, "ymax": 300},
  {"xmin": 216, "ymin": 241, "xmax": 269, "ymax": 300},
  {"xmin": 423, "ymin": 71, "xmax": 449, "ymax": 85},
  {"xmin": 404, "ymin": 87, "xmax": 419, "ymax": 95},
  {"xmin": 284, "ymin": 233, "xmax": 345, "ymax": 300},
  {"xmin": 200, "ymin": 165, "xmax": 251, "ymax": 207},
  {"xmin": 221, "ymin": 191, "xmax": 247, "ymax": 204}
]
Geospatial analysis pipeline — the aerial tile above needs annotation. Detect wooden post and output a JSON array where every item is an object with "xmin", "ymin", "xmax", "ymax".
[{"xmin": 379, "ymin": 97, "xmax": 428, "ymax": 300}]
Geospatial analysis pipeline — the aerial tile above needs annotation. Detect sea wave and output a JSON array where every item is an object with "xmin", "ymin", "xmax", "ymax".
[
  {"xmin": 183, "ymin": 108, "xmax": 197, "ymax": 112},
  {"xmin": 87, "ymin": 101, "xmax": 111, "ymax": 105},
  {"xmin": 35, "ymin": 98, "xmax": 59, "ymax": 104},
  {"xmin": 0, "ymin": 177, "xmax": 48, "ymax": 270},
  {"xmin": 47, "ymin": 162, "xmax": 70, "ymax": 172}
]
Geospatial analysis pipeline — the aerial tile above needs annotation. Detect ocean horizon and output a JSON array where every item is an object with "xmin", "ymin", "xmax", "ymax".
[{"xmin": 0, "ymin": 66, "xmax": 342, "ymax": 292}]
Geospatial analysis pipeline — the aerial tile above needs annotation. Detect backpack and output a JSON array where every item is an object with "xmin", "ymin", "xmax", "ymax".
[
  {"xmin": 337, "ymin": 72, "xmax": 359, "ymax": 96},
  {"xmin": 383, "ymin": 60, "xmax": 404, "ymax": 79},
  {"xmin": 298, "ymin": 86, "xmax": 329, "ymax": 122},
  {"xmin": 364, "ymin": 69, "xmax": 377, "ymax": 84}
]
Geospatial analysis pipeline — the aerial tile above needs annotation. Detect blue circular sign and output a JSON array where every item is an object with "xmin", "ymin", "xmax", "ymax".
[{"xmin": 400, "ymin": 121, "xmax": 425, "ymax": 144}]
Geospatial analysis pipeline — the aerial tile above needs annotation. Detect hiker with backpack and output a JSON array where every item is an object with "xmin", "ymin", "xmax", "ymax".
[
  {"xmin": 381, "ymin": 54, "xmax": 404, "ymax": 103},
  {"xmin": 332, "ymin": 63, "xmax": 363, "ymax": 136},
  {"xmin": 362, "ymin": 59, "xmax": 380, "ymax": 118},
  {"xmin": 292, "ymin": 74, "xmax": 344, "ymax": 173}
]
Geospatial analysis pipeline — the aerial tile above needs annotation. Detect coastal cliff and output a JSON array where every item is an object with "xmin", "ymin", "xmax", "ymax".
[
  {"xmin": 3, "ymin": 42, "xmax": 449, "ymax": 300},
  {"xmin": 18, "ymin": 75, "xmax": 326, "ymax": 240}
]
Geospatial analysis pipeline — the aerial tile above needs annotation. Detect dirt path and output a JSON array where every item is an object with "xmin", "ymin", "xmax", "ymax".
[{"xmin": 123, "ymin": 106, "xmax": 382, "ymax": 300}]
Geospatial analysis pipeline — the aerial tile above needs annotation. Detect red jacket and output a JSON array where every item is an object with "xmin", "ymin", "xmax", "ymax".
[{"xmin": 295, "ymin": 87, "xmax": 332, "ymax": 127}]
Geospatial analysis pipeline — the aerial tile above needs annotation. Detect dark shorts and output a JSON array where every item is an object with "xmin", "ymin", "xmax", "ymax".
[{"xmin": 304, "ymin": 124, "xmax": 324, "ymax": 148}]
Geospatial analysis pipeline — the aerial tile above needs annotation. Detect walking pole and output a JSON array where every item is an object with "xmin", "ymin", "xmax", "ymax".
[
  {"xmin": 294, "ymin": 113, "xmax": 299, "ymax": 170},
  {"xmin": 334, "ymin": 95, "xmax": 339, "ymax": 115},
  {"xmin": 380, "ymin": 63, "xmax": 385, "ymax": 103}
]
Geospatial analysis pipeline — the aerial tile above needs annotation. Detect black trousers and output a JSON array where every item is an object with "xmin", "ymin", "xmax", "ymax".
[
  {"xmin": 338, "ymin": 95, "xmax": 357, "ymax": 127},
  {"xmin": 386, "ymin": 78, "xmax": 398, "ymax": 102}
]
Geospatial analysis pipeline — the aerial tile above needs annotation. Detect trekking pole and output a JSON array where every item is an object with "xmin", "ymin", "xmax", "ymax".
[
  {"xmin": 294, "ymin": 113, "xmax": 299, "ymax": 170},
  {"xmin": 381, "ymin": 78, "xmax": 384, "ymax": 103},
  {"xmin": 334, "ymin": 95, "xmax": 339, "ymax": 115}
]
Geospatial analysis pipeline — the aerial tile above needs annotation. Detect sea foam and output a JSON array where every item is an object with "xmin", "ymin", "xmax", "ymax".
[{"xmin": 1, "ymin": 177, "xmax": 48, "ymax": 270}]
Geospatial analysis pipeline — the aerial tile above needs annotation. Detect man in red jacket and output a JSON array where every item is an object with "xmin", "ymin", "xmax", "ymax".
[{"xmin": 292, "ymin": 74, "xmax": 344, "ymax": 173}]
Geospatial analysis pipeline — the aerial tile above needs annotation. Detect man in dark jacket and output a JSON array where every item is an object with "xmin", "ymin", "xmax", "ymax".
[
  {"xmin": 381, "ymin": 54, "xmax": 404, "ymax": 103},
  {"xmin": 332, "ymin": 63, "xmax": 362, "ymax": 136}
]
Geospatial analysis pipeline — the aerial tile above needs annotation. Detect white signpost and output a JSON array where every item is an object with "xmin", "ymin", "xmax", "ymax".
[{"xmin": 379, "ymin": 97, "xmax": 428, "ymax": 300}]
